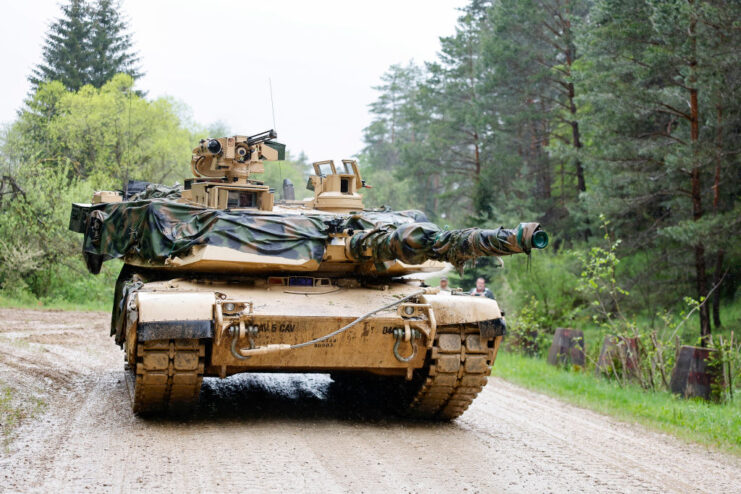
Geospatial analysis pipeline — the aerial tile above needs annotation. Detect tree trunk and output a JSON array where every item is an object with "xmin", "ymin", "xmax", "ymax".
[
  {"xmin": 568, "ymin": 84, "xmax": 585, "ymax": 194},
  {"xmin": 473, "ymin": 132, "xmax": 480, "ymax": 178},
  {"xmin": 563, "ymin": 12, "xmax": 587, "ymax": 239},
  {"xmin": 711, "ymin": 104, "xmax": 724, "ymax": 329},
  {"xmin": 688, "ymin": 3, "xmax": 710, "ymax": 343},
  {"xmin": 712, "ymin": 250, "xmax": 724, "ymax": 328}
]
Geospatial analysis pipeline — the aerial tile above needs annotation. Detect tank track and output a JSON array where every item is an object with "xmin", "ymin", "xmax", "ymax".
[
  {"xmin": 405, "ymin": 324, "xmax": 499, "ymax": 420},
  {"xmin": 132, "ymin": 339, "xmax": 205, "ymax": 415}
]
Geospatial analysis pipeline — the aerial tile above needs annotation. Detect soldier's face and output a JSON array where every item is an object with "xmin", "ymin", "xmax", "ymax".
[
  {"xmin": 440, "ymin": 280, "xmax": 448, "ymax": 289},
  {"xmin": 476, "ymin": 279, "xmax": 485, "ymax": 290}
]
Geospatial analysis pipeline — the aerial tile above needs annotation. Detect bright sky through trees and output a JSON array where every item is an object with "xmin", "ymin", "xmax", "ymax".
[{"xmin": 0, "ymin": 0, "xmax": 466, "ymax": 161}]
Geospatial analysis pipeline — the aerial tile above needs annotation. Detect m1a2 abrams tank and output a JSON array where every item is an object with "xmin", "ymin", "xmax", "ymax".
[{"xmin": 69, "ymin": 130, "xmax": 548, "ymax": 419}]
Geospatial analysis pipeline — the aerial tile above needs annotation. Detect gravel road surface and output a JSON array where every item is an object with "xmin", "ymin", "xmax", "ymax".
[{"xmin": 1, "ymin": 308, "xmax": 739, "ymax": 493}]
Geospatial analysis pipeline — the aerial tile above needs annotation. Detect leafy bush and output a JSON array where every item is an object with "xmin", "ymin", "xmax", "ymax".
[
  {"xmin": 504, "ymin": 296, "xmax": 551, "ymax": 356},
  {"xmin": 498, "ymin": 249, "xmax": 583, "ymax": 329}
]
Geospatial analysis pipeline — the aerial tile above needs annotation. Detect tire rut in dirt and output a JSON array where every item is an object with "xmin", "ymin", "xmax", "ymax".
[{"xmin": 133, "ymin": 339, "xmax": 205, "ymax": 415}]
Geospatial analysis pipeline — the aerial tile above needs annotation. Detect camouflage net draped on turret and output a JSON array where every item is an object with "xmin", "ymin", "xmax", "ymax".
[
  {"xmin": 77, "ymin": 200, "xmax": 329, "ymax": 272},
  {"xmin": 348, "ymin": 222, "xmax": 546, "ymax": 269},
  {"xmin": 71, "ymin": 198, "xmax": 545, "ymax": 274}
]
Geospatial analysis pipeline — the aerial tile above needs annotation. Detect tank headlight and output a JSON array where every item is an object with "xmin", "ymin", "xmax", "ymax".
[
  {"xmin": 404, "ymin": 306, "xmax": 415, "ymax": 315},
  {"xmin": 224, "ymin": 303, "xmax": 236, "ymax": 311}
]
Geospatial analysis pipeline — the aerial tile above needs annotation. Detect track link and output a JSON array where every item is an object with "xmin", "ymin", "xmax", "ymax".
[
  {"xmin": 406, "ymin": 325, "xmax": 500, "ymax": 420},
  {"xmin": 132, "ymin": 339, "xmax": 205, "ymax": 415}
]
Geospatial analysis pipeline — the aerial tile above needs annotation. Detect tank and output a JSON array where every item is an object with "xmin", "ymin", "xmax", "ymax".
[{"xmin": 68, "ymin": 130, "xmax": 548, "ymax": 419}]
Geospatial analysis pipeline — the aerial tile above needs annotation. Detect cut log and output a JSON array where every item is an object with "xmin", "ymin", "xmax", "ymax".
[
  {"xmin": 547, "ymin": 328, "xmax": 585, "ymax": 368},
  {"xmin": 670, "ymin": 345, "xmax": 723, "ymax": 402}
]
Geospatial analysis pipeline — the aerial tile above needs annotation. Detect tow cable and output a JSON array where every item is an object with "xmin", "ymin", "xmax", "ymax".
[{"xmin": 229, "ymin": 289, "xmax": 427, "ymax": 359}]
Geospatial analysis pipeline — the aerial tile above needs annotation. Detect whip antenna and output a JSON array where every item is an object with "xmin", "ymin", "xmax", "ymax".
[
  {"xmin": 269, "ymin": 77, "xmax": 277, "ymax": 131},
  {"xmin": 124, "ymin": 84, "xmax": 132, "ymax": 197}
]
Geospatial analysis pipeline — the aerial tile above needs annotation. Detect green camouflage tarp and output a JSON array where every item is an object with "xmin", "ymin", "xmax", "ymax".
[
  {"xmin": 340, "ymin": 209, "xmax": 429, "ymax": 230},
  {"xmin": 129, "ymin": 183, "xmax": 182, "ymax": 201},
  {"xmin": 79, "ymin": 200, "xmax": 329, "ymax": 272},
  {"xmin": 348, "ymin": 222, "xmax": 546, "ymax": 269},
  {"xmin": 72, "ymin": 198, "xmax": 545, "ymax": 274}
]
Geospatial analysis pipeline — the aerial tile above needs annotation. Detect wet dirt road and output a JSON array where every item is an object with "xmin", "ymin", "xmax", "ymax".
[{"xmin": 1, "ymin": 308, "xmax": 739, "ymax": 493}]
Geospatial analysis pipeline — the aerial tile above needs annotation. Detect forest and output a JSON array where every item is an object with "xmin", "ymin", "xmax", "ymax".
[
  {"xmin": 359, "ymin": 0, "xmax": 740, "ymax": 347},
  {"xmin": 0, "ymin": 0, "xmax": 739, "ymax": 352}
]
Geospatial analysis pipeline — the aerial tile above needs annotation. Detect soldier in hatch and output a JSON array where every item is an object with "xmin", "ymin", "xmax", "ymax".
[
  {"xmin": 469, "ymin": 277, "xmax": 494, "ymax": 299},
  {"xmin": 439, "ymin": 276, "xmax": 451, "ymax": 293}
]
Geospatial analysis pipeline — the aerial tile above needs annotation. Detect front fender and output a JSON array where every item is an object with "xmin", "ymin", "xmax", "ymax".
[
  {"xmin": 422, "ymin": 293, "xmax": 502, "ymax": 326},
  {"xmin": 136, "ymin": 292, "xmax": 216, "ymax": 341}
]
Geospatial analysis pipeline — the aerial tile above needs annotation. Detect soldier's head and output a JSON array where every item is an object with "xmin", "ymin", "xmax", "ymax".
[
  {"xmin": 476, "ymin": 277, "xmax": 486, "ymax": 291},
  {"xmin": 439, "ymin": 276, "xmax": 448, "ymax": 290}
]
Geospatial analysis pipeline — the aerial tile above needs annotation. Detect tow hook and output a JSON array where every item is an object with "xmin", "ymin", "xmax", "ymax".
[
  {"xmin": 229, "ymin": 321, "xmax": 259, "ymax": 360},
  {"xmin": 393, "ymin": 327, "xmax": 421, "ymax": 362}
]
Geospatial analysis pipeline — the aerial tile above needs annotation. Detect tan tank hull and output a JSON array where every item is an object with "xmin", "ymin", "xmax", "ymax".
[
  {"xmin": 123, "ymin": 244, "xmax": 447, "ymax": 277},
  {"xmin": 125, "ymin": 276, "xmax": 506, "ymax": 419}
]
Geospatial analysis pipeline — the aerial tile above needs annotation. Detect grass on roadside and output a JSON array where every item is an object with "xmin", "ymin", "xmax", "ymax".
[
  {"xmin": 0, "ymin": 383, "xmax": 46, "ymax": 451},
  {"xmin": 492, "ymin": 351, "xmax": 741, "ymax": 456},
  {"xmin": 0, "ymin": 294, "xmax": 109, "ymax": 312}
]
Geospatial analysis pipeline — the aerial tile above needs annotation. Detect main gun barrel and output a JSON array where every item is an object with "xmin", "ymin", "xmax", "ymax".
[{"xmin": 348, "ymin": 222, "xmax": 548, "ymax": 269}]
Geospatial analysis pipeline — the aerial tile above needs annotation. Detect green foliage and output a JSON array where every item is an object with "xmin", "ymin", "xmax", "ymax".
[
  {"xmin": 261, "ymin": 152, "xmax": 312, "ymax": 201},
  {"xmin": 576, "ymin": 0, "xmax": 741, "ymax": 335},
  {"xmin": 504, "ymin": 297, "xmax": 552, "ymax": 357},
  {"xmin": 501, "ymin": 251, "xmax": 583, "ymax": 328},
  {"xmin": 29, "ymin": 0, "xmax": 91, "ymax": 91},
  {"xmin": 363, "ymin": 0, "xmax": 741, "ymax": 340},
  {"xmin": 30, "ymin": 0, "xmax": 141, "ymax": 91},
  {"xmin": 576, "ymin": 216, "xmax": 630, "ymax": 331},
  {"xmin": 706, "ymin": 332, "xmax": 741, "ymax": 404},
  {"xmin": 87, "ymin": 0, "xmax": 142, "ymax": 88},
  {"xmin": 6, "ymin": 75, "xmax": 195, "ymax": 188},
  {"xmin": 493, "ymin": 351, "xmax": 741, "ymax": 455},
  {"xmin": 1, "ymin": 75, "xmax": 198, "ymax": 304},
  {"xmin": 0, "ymin": 158, "xmax": 122, "ymax": 307}
]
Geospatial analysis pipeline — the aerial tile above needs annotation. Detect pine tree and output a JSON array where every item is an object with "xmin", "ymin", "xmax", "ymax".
[
  {"xmin": 364, "ymin": 63, "xmax": 422, "ymax": 171},
  {"xmin": 88, "ymin": 0, "xmax": 141, "ymax": 88},
  {"xmin": 578, "ymin": 0, "xmax": 741, "ymax": 341},
  {"xmin": 29, "ymin": 0, "xmax": 141, "ymax": 91},
  {"xmin": 360, "ymin": 63, "xmax": 431, "ymax": 213},
  {"xmin": 409, "ymin": 1, "xmax": 492, "ymax": 221},
  {"xmin": 479, "ymin": 0, "xmax": 590, "ymax": 234},
  {"xmin": 30, "ymin": 0, "xmax": 92, "ymax": 91}
]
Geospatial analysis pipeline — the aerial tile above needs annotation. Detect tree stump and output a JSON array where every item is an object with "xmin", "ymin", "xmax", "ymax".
[
  {"xmin": 670, "ymin": 346, "xmax": 722, "ymax": 402},
  {"xmin": 596, "ymin": 335, "xmax": 640, "ymax": 379},
  {"xmin": 547, "ymin": 328, "xmax": 585, "ymax": 368}
]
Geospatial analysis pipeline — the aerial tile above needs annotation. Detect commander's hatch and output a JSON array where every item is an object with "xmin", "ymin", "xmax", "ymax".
[{"xmin": 305, "ymin": 159, "xmax": 366, "ymax": 212}]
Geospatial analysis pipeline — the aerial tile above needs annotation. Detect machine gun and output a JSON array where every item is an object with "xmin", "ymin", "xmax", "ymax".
[
  {"xmin": 190, "ymin": 129, "xmax": 285, "ymax": 183},
  {"xmin": 187, "ymin": 130, "xmax": 286, "ymax": 210}
]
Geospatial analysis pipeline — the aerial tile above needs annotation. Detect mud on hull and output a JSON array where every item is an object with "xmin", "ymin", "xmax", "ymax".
[{"xmin": 119, "ymin": 277, "xmax": 506, "ymax": 418}]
